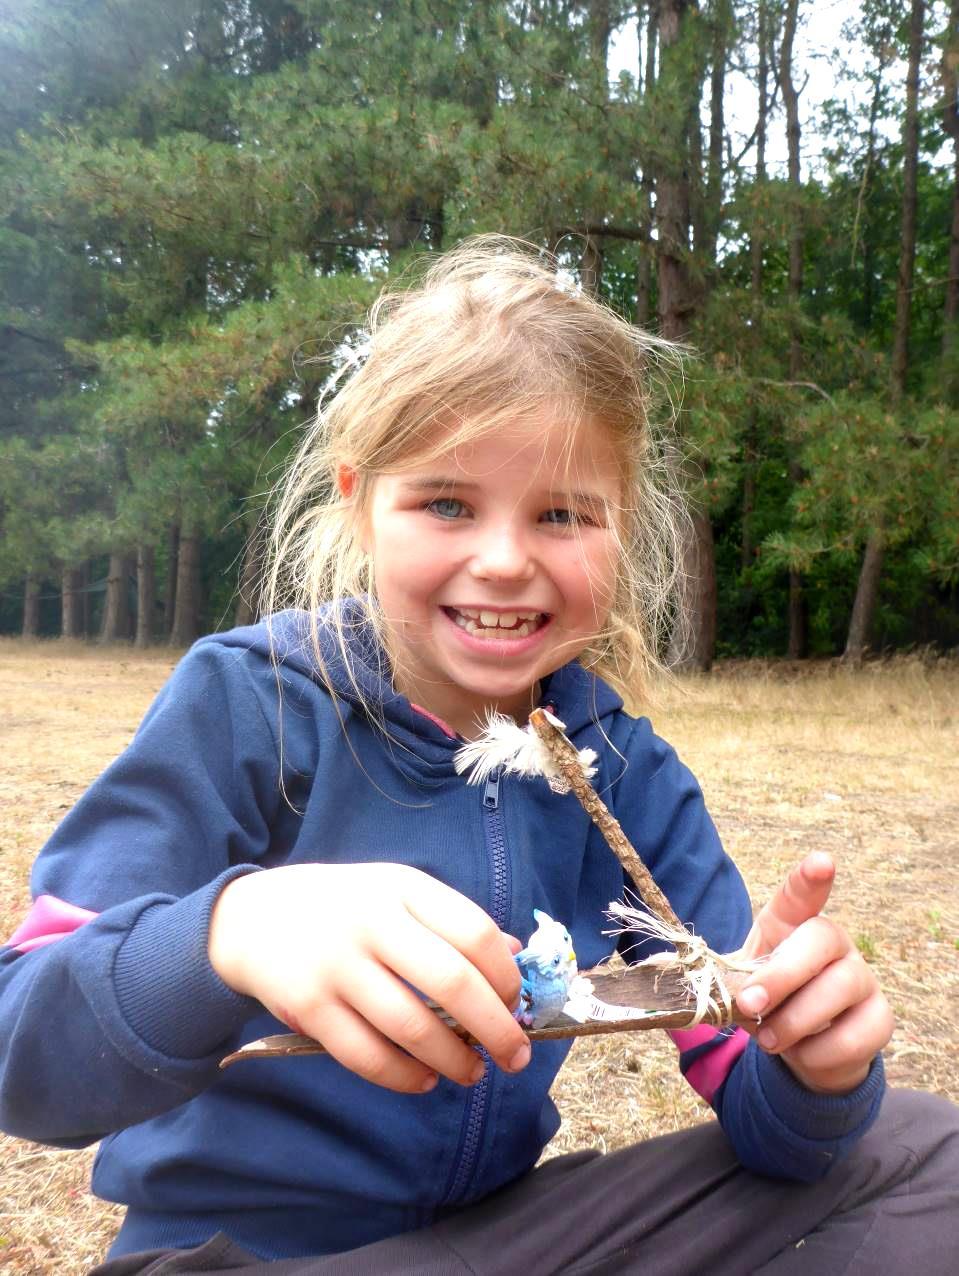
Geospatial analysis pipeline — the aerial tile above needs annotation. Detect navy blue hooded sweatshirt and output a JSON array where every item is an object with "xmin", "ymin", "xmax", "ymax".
[{"xmin": 0, "ymin": 608, "xmax": 884, "ymax": 1260}]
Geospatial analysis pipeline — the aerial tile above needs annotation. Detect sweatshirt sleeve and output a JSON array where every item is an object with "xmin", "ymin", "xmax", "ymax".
[
  {"xmin": 0, "ymin": 638, "xmax": 283, "ymax": 1147},
  {"xmin": 611, "ymin": 714, "xmax": 886, "ymax": 1182}
]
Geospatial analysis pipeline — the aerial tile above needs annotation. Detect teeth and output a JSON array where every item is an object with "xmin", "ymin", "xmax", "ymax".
[
  {"xmin": 449, "ymin": 608, "xmax": 542, "ymax": 639},
  {"xmin": 454, "ymin": 607, "xmax": 540, "ymax": 627}
]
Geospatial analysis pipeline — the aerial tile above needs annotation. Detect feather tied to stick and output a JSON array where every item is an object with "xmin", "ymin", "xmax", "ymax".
[{"xmin": 453, "ymin": 709, "xmax": 598, "ymax": 794}]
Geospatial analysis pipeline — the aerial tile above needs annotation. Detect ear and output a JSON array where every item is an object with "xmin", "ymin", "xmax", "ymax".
[
  {"xmin": 336, "ymin": 463, "xmax": 358, "ymax": 500},
  {"xmin": 336, "ymin": 463, "xmax": 371, "ymax": 555}
]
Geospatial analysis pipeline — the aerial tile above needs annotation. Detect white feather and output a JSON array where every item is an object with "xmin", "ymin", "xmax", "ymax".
[{"xmin": 453, "ymin": 711, "xmax": 597, "ymax": 792}]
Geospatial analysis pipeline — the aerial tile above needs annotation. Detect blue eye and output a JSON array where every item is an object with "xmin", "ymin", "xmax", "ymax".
[
  {"xmin": 541, "ymin": 508, "xmax": 576, "ymax": 526},
  {"xmin": 427, "ymin": 498, "xmax": 466, "ymax": 519}
]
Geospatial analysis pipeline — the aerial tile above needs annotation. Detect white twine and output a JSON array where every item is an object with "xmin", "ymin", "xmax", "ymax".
[
  {"xmin": 454, "ymin": 710, "xmax": 597, "ymax": 795},
  {"xmin": 605, "ymin": 900, "xmax": 767, "ymax": 1027}
]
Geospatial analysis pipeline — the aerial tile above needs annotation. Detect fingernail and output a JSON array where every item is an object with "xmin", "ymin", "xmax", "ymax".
[
  {"xmin": 469, "ymin": 1059, "xmax": 486, "ymax": 1085},
  {"xmin": 758, "ymin": 1027, "xmax": 778, "ymax": 1052},
  {"xmin": 421, "ymin": 1072, "xmax": 439, "ymax": 1092},
  {"xmin": 508, "ymin": 1042, "xmax": 531, "ymax": 1072},
  {"xmin": 738, "ymin": 986, "xmax": 769, "ymax": 1016}
]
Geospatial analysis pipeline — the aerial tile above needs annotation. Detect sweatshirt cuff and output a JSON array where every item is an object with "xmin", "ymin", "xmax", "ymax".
[
  {"xmin": 755, "ymin": 1048, "xmax": 886, "ymax": 1141},
  {"xmin": 114, "ymin": 866, "xmax": 262, "ymax": 1060}
]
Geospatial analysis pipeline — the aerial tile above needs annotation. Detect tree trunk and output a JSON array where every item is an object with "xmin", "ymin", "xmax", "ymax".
[
  {"xmin": 856, "ymin": 37, "xmax": 893, "ymax": 330},
  {"xmin": 741, "ymin": 430, "xmax": 756, "ymax": 572},
  {"xmin": 579, "ymin": 0, "xmax": 611, "ymax": 298},
  {"xmin": 164, "ymin": 521, "xmax": 180, "ymax": 639},
  {"xmin": 80, "ymin": 560, "xmax": 92, "ymax": 637},
  {"xmin": 778, "ymin": 0, "xmax": 808, "ymax": 659},
  {"xmin": 61, "ymin": 566, "xmax": 84, "ymax": 638},
  {"xmin": 666, "ymin": 509, "xmax": 716, "ymax": 671},
  {"xmin": 943, "ymin": 154, "xmax": 959, "ymax": 393},
  {"xmin": 644, "ymin": 0, "xmax": 659, "ymax": 89},
  {"xmin": 657, "ymin": 0, "xmax": 715, "ymax": 672},
  {"xmin": 844, "ymin": 532, "xmax": 884, "ymax": 664},
  {"xmin": 941, "ymin": 0, "xmax": 959, "ymax": 393},
  {"xmin": 742, "ymin": 1, "xmax": 769, "ymax": 599},
  {"xmin": 786, "ymin": 562, "xmax": 808, "ymax": 660},
  {"xmin": 751, "ymin": 0, "xmax": 769, "ymax": 295},
  {"xmin": 635, "ymin": 3, "xmax": 657, "ymax": 326},
  {"xmin": 779, "ymin": 0, "xmax": 803, "ymax": 382},
  {"xmin": 655, "ymin": 0, "xmax": 696, "ymax": 343},
  {"xmin": 700, "ymin": 0, "xmax": 730, "ymax": 267},
  {"xmin": 234, "ymin": 526, "xmax": 263, "ymax": 628},
  {"xmin": 847, "ymin": 0, "xmax": 923, "ymax": 659},
  {"xmin": 22, "ymin": 573, "xmax": 40, "ymax": 638},
  {"xmin": 169, "ymin": 527, "xmax": 202, "ymax": 647},
  {"xmin": 99, "ymin": 553, "xmax": 134, "ymax": 643},
  {"xmin": 135, "ymin": 544, "xmax": 156, "ymax": 648},
  {"xmin": 387, "ymin": 208, "xmax": 423, "ymax": 256},
  {"xmin": 891, "ymin": 0, "xmax": 924, "ymax": 402},
  {"xmin": 580, "ymin": 234, "xmax": 604, "ymax": 297}
]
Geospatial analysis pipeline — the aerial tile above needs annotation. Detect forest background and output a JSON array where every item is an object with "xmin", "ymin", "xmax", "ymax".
[{"xmin": 1, "ymin": 0, "xmax": 958, "ymax": 668}]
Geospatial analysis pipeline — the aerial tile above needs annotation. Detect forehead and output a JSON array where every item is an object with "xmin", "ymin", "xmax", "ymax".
[{"xmin": 394, "ymin": 414, "xmax": 622, "ymax": 491}]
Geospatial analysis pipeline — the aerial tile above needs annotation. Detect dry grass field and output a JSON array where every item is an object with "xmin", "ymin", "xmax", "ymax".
[{"xmin": 1, "ymin": 639, "xmax": 957, "ymax": 1274}]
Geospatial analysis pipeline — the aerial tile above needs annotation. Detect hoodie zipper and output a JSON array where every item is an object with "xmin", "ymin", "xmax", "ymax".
[{"xmin": 441, "ymin": 767, "xmax": 510, "ymax": 1205}]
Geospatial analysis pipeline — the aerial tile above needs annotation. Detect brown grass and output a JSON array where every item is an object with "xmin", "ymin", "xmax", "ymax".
[{"xmin": 1, "ymin": 641, "xmax": 957, "ymax": 1273}]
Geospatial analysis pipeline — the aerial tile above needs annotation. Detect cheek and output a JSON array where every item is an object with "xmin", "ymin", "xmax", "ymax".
[
  {"xmin": 564, "ymin": 536, "xmax": 620, "ymax": 610},
  {"xmin": 371, "ymin": 528, "xmax": 447, "ymax": 606}
]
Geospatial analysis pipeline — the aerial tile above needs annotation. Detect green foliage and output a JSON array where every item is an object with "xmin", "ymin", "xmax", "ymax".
[{"xmin": 0, "ymin": 0, "xmax": 955, "ymax": 653}]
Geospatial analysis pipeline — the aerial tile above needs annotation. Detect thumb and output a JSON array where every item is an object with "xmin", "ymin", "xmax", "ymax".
[{"xmin": 741, "ymin": 852, "xmax": 835, "ymax": 959}]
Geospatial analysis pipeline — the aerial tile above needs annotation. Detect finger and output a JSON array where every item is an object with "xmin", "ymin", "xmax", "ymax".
[
  {"xmin": 748, "ymin": 950, "xmax": 875, "ymax": 1055},
  {"xmin": 299, "ymin": 997, "xmax": 441, "ymax": 1095},
  {"xmin": 399, "ymin": 872, "xmax": 522, "ymax": 1008},
  {"xmin": 737, "ymin": 914, "xmax": 850, "ymax": 1019},
  {"xmin": 344, "ymin": 956, "xmax": 490, "ymax": 1087},
  {"xmin": 779, "ymin": 992, "xmax": 894, "ymax": 1094},
  {"xmin": 366, "ymin": 909, "xmax": 529, "ymax": 1074},
  {"xmin": 741, "ymin": 853, "xmax": 836, "ymax": 959}
]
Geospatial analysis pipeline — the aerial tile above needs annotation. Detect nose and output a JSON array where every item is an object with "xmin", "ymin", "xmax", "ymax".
[{"xmin": 468, "ymin": 522, "xmax": 535, "ymax": 583}]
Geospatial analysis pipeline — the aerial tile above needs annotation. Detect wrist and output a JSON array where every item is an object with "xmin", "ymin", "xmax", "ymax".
[
  {"xmin": 208, "ymin": 874, "xmax": 255, "ymax": 997},
  {"xmin": 780, "ymin": 1050, "xmax": 870, "ymax": 1096}
]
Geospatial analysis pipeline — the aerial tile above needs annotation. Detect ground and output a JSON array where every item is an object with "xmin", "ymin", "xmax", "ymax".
[{"xmin": 0, "ymin": 641, "xmax": 956, "ymax": 1273}]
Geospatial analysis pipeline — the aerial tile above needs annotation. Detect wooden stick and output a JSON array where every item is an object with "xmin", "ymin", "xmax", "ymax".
[
  {"xmin": 527, "ymin": 709, "xmax": 688, "ymax": 940},
  {"xmin": 220, "ymin": 963, "xmax": 754, "ymax": 1068}
]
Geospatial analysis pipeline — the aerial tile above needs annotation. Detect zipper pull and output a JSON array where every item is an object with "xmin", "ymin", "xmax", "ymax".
[{"xmin": 483, "ymin": 768, "xmax": 501, "ymax": 810}]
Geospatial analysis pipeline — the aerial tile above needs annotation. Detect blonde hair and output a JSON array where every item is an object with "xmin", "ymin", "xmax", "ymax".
[{"xmin": 263, "ymin": 235, "xmax": 687, "ymax": 714}]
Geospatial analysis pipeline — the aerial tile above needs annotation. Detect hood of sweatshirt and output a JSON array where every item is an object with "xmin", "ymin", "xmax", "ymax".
[{"xmin": 215, "ymin": 602, "xmax": 624, "ymax": 788}]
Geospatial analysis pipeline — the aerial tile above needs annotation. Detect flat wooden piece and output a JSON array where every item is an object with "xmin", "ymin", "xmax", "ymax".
[{"xmin": 219, "ymin": 963, "xmax": 754, "ymax": 1068}]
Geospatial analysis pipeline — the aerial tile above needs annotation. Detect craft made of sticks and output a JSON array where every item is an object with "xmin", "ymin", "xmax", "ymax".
[{"xmin": 220, "ymin": 708, "xmax": 759, "ymax": 1071}]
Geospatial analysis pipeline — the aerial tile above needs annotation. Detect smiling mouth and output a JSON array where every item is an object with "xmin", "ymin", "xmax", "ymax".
[{"xmin": 443, "ymin": 606, "xmax": 550, "ymax": 639}]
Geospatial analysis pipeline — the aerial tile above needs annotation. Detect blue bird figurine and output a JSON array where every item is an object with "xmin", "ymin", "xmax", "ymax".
[{"xmin": 513, "ymin": 910, "xmax": 578, "ymax": 1029}]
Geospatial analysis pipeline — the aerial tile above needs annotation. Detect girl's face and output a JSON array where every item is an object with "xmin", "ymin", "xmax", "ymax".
[{"xmin": 356, "ymin": 413, "xmax": 622, "ymax": 739}]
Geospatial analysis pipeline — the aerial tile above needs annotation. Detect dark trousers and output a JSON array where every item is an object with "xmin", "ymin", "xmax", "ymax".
[{"xmin": 90, "ymin": 1089, "xmax": 959, "ymax": 1275}]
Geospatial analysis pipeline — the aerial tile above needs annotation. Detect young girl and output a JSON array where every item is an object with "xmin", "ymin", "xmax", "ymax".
[{"xmin": 2, "ymin": 240, "xmax": 956, "ymax": 1275}]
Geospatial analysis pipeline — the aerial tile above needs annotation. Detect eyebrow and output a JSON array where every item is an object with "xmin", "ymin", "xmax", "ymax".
[
  {"xmin": 399, "ymin": 476, "xmax": 480, "ymax": 491},
  {"xmin": 398, "ymin": 476, "xmax": 611, "ymax": 507}
]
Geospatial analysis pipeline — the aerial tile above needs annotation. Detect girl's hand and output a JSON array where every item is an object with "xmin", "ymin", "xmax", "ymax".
[
  {"xmin": 734, "ymin": 852, "xmax": 894, "ymax": 1095},
  {"xmin": 208, "ymin": 863, "xmax": 529, "ymax": 1094}
]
